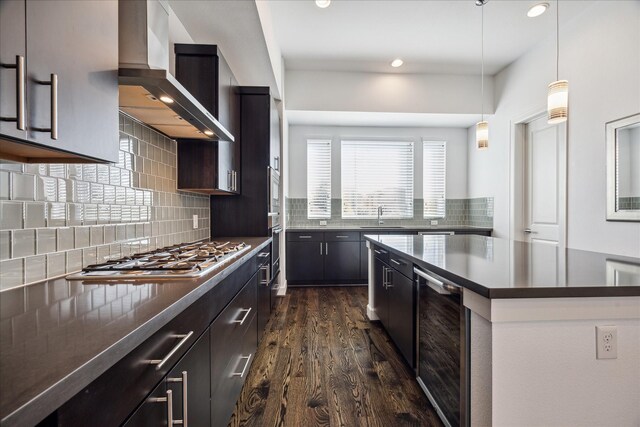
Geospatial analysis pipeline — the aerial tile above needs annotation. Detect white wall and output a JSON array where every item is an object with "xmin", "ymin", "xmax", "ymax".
[
  {"xmin": 286, "ymin": 70, "xmax": 494, "ymax": 116},
  {"xmin": 467, "ymin": 0, "xmax": 640, "ymax": 256},
  {"xmin": 288, "ymin": 125, "xmax": 469, "ymax": 200}
]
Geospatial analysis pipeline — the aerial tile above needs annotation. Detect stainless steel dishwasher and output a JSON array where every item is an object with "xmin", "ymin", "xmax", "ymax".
[{"xmin": 414, "ymin": 267, "xmax": 469, "ymax": 427}]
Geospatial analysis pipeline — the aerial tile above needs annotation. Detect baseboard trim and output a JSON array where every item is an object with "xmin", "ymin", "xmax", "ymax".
[{"xmin": 367, "ymin": 304, "xmax": 379, "ymax": 320}]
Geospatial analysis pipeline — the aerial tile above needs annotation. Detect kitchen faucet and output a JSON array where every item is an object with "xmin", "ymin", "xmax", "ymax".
[{"xmin": 377, "ymin": 206, "xmax": 384, "ymax": 226}]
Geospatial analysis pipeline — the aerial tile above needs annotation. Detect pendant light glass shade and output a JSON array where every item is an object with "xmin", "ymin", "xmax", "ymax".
[
  {"xmin": 476, "ymin": 121, "xmax": 489, "ymax": 150},
  {"xmin": 547, "ymin": 79, "xmax": 568, "ymax": 124}
]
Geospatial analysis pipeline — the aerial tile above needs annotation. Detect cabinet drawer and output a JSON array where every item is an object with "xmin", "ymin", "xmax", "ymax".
[
  {"xmin": 372, "ymin": 245, "xmax": 390, "ymax": 264},
  {"xmin": 211, "ymin": 306, "xmax": 257, "ymax": 426},
  {"xmin": 389, "ymin": 254, "xmax": 413, "ymax": 279},
  {"xmin": 287, "ymin": 232, "xmax": 324, "ymax": 242},
  {"xmin": 324, "ymin": 231, "xmax": 359, "ymax": 241}
]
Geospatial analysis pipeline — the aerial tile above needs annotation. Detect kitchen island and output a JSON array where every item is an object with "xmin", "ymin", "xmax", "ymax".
[
  {"xmin": 365, "ymin": 234, "xmax": 640, "ymax": 427},
  {"xmin": 0, "ymin": 237, "xmax": 271, "ymax": 427}
]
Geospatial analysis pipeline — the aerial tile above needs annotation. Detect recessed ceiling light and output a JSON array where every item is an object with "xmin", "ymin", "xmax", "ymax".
[
  {"xmin": 159, "ymin": 95, "xmax": 174, "ymax": 104},
  {"xmin": 315, "ymin": 0, "xmax": 330, "ymax": 8},
  {"xmin": 203, "ymin": 130, "xmax": 214, "ymax": 136},
  {"xmin": 391, "ymin": 59, "xmax": 404, "ymax": 68},
  {"xmin": 527, "ymin": 3, "xmax": 549, "ymax": 18}
]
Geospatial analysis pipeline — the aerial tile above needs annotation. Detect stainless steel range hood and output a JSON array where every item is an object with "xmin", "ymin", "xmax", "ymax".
[{"xmin": 118, "ymin": 0, "xmax": 233, "ymax": 142}]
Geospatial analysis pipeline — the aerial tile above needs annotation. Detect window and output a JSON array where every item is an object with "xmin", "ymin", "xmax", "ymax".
[
  {"xmin": 341, "ymin": 141, "xmax": 414, "ymax": 218},
  {"xmin": 307, "ymin": 139, "xmax": 331, "ymax": 219},
  {"xmin": 423, "ymin": 141, "xmax": 446, "ymax": 218}
]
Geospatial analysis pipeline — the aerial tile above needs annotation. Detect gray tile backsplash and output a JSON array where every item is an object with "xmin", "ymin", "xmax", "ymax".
[
  {"xmin": 286, "ymin": 197, "xmax": 494, "ymax": 228},
  {"xmin": 0, "ymin": 112, "xmax": 210, "ymax": 290}
]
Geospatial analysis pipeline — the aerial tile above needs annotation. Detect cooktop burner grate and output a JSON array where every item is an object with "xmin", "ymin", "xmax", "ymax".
[{"xmin": 67, "ymin": 240, "xmax": 251, "ymax": 280}]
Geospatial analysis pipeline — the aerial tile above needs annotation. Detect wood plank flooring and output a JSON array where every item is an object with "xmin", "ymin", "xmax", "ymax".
[{"xmin": 229, "ymin": 287, "xmax": 443, "ymax": 427}]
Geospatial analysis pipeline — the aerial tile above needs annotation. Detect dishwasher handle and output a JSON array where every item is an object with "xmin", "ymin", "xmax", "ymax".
[{"xmin": 414, "ymin": 267, "xmax": 462, "ymax": 295}]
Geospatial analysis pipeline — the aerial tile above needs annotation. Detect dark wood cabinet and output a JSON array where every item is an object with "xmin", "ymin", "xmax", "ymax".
[
  {"xmin": 211, "ymin": 87, "xmax": 281, "ymax": 235},
  {"xmin": 388, "ymin": 269, "xmax": 415, "ymax": 368},
  {"xmin": 210, "ymin": 271, "xmax": 258, "ymax": 426},
  {"xmin": 122, "ymin": 381, "xmax": 168, "ymax": 427},
  {"xmin": 286, "ymin": 241, "xmax": 324, "ymax": 282},
  {"xmin": 286, "ymin": 232, "xmax": 362, "ymax": 285},
  {"xmin": 372, "ymin": 245, "xmax": 415, "ymax": 369},
  {"xmin": 174, "ymin": 44, "xmax": 240, "ymax": 194},
  {"xmin": 0, "ymin": 0, "xmax": 119, "ymax": 163},
  {"xmin": 325, "ymin": 241, "xmax": 361, "ymax": 281},
  {"xmin": 167, "ymin": 331, "xmax": 211, "ymax": 427}
]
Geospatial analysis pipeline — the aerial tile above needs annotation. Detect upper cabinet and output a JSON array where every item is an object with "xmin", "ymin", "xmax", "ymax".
[
  {"xmin": 0, "ymin": 0, "xmax": 119, "ymax": 163},
  {"xmin": 174, "ymin": 44, "xmax": 240, "ymax": 194}
]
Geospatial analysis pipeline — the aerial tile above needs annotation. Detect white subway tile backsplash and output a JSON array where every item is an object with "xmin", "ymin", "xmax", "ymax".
[
  {"xmin": 24, "ymin": 255, "xmax": 46, "ymax": 284},
  {"xmin": 37, "ymin": 229, "xmax": 57, "ymax": 255},
  {"xmin": 0, "ymin": 231, "xmax": 11, "ymax": 260},
  {"xmin": 25, "ymin": 202, "xmax": 46, "ymax": 229},
  {"xmin": 11, "ymin": 173, "xmax": 35, "ymax": 201},
  {"xmin": 1, "ymin": 202, "xmax": 23, "ymax": 230}
]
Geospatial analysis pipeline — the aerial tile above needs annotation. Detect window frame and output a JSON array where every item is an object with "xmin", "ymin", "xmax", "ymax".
[
  {"xmin": 306, "ymin": 139, "xmax": 332, "ymax": 219},
  {"xmin": 423, "ymin": 140, "xmax": 447, "ymax": 219}
]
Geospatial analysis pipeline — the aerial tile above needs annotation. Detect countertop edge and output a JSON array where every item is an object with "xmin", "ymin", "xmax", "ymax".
[
  {"xmin": 1, "ymin": 238, "xmax": 271, "ymax": 427},
  {"xmin": 365, "ymin": 236, "xmax": 640, "ymax": 299},
  {"xmin": 287, "ymin": 226, "xmax": 493, "ymax": 232}
]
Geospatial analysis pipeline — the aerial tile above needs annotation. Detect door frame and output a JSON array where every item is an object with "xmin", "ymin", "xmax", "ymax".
[{"xmin": 509, "ymin": 108, "xmax": 568, "ymax": 248}]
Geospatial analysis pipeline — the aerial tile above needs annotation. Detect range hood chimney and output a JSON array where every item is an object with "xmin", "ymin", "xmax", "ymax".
[{"xmin": 118, "ymin": 0, "xmax": 233, "ymax": 142}]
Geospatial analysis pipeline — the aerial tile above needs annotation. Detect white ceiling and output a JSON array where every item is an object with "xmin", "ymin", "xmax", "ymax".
[{"xmin": 265, "ymin": 0, "xmax": 596, "ymax": 75}]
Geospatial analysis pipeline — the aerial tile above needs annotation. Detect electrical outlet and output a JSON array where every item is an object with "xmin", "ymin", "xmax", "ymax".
[
  {"xmin": 319, "ymin": 220, "xmax": 327, "ymax": 226},
  {"xmin": 430, "ymin": 220, "xmax": 438, "ymax": 226},
  {"xmin": 596, "ymin": 325, "xmax": 617, "ymax": 359},
  {"xmin": 192, "ymin": 214, "xmax": 198, "ymax": 229}
]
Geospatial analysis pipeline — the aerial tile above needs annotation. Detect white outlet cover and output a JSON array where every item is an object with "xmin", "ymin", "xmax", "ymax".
[
  {"xmin": 596, "ymin": 325, "xmax": 618, "ymax": 359},
  {"xmin": 320, "ymin": 220, "xmax": 327, "ymax": 226},
  {"xmin": 430, "ymin": 220, "xmax": 438, "ymax": 226},
  {"xmin": 193, "ymin": 214, "xmax": 198, "ymax": 229}
]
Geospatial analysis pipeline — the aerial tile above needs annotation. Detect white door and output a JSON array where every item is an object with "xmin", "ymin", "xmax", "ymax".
[{"xmin": 524, "ymin": 115, "xmax": 564, "ymax": 245}]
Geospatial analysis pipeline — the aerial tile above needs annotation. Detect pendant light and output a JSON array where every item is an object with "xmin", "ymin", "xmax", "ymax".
[
  {"xmin": 476, "ymin": 0, "xmax": 488, "ymax": 149},
  {"xmin": 547, "ymin": 0, "xmax": 568, "ymax": 124}
]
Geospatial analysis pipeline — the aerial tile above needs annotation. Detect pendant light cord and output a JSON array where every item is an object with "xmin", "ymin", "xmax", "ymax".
[
  {"xmin": 481, "ymin": 2, "xmax": 484, "ymax": 122},
  {"xmin": 556, "ymin": 0, "xmax": 560, "ymax": 80}
]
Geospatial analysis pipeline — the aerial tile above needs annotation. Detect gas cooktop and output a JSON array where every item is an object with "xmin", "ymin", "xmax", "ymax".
[{"xmin": 66, "ymin": 240, "xmax": 251, "ymax": 281}]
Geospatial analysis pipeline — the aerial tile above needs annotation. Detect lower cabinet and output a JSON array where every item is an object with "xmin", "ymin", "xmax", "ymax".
[
  {"xmin": 286, "ymin": 232, "xmax": 362, "ymax": 285},
  {"xmin": 210, "ymin": 269, "xmax": 258, "ymax": 425},
  {"xmin": 124, "ymin": 330, "xmax": 211, "ymax": 427},
  {"xmin": 372, "ymin": 247, "xmax": 416, "ymax": 369}
]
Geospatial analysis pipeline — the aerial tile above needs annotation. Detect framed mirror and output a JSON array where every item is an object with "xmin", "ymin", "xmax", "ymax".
[{"xmin": 606, "ymin": 113, "xmax": 640, "ymax": 221}]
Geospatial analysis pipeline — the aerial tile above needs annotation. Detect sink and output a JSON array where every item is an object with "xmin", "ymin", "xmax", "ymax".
[{"xmin": 360, "ymin": 226, "xmax": 405, "ymax": 229}]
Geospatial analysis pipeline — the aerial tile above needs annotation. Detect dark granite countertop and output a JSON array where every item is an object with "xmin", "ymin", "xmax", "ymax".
[
  {"xmin": 365, "ymin": 234, "xmax": 640, "ymax": 298},
  {"xmin": 0, "ymin": 237, "xmax": 270, "ymax": 427},
  {"xmin": 287, "ymin": 225, "xmax": 493, "ymax": 232}
]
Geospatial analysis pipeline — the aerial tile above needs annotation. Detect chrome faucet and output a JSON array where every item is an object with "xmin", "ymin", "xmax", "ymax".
[{"xmin": 377, "ymin": 206, "xmax": 384, "ymax": 226}]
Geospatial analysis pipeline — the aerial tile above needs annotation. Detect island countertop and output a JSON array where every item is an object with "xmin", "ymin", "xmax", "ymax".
[
  {"xmin": 0, "ymin": 237, "xmax": 271, "ymax": 427},
  {"xmin": 365, "ymin": 234, "xmax": 640, "ymax": 298}
]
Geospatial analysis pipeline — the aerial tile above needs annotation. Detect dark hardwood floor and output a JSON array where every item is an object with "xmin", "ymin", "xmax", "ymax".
[{"xmin": 229, "ymin": 286, "xmax": 443, "ymax": 427}]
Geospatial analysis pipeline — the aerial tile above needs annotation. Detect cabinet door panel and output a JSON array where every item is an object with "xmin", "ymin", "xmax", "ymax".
[
  {"xmin": 0, "ymin": 0, "xmax": 27, "ymax": 141},
  {"xmin": 123, "ymin": 382, "xmax": 168, "ymax": 427},
  {"xmin": 167, "ymin": 331, "xmax": 211, "ymax": 427},
  {"xmin": 286, "ymin": 241, "xmax": 324, "ymax": 282},
  {"xmin": 25, "ymin": 0, "xmax": 118, "ymax": 162},
  {"xmin": 373, "ymin": 257, "xmax": 389, "ymax": 328},
  {"xmin": 324, "ymin": 241, "xmax": 360, "ymax": 282},
  {"xmin": 388, "ymin": 270, "xmax": 415, "ymax": 368},
  {"xmin": 360, "ymin": 242, "xmax": 368, "ymax": 280}
]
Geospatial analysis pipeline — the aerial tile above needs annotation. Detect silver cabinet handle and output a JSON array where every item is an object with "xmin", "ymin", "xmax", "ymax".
[
  {"xmin": 385, "ymin": 267, "xmax": 393, "ymax": 289},
  {"xmin": 149, "ymin": 389, "xmax": 174, "ymax": 426},
  {"xmin": 274, "ymin": 156, "xmax": 280, "ymax": 171},
  {"xmin": 257, "ymin": 252, "xmax": 270, "ymax": 258},
  {"xmin": 524, "ymin": 228, "xmax": 538, "ymax": 234},
  {"xmin": 232, "ymin": 354, "xmax": 252, "ymax": 378},
  {"xmin": 147, "ymin": 331, "xmax": 194, "ymax": 370},
  {"xmin": 233, "ymin": 308, "xmax": 252, "ymax": 325},
  {"xmin": 298, "ymin": 235, "xmax": 312, "ymax": 239},
  {"xmin": 319, "ymin": 242, "xmax": 323, "ymax": 255},
  {"xmin": 414, "ymin": 268, "xmax": 461, "ymax": 294},
  {"xmin": 1, "ymin": 55, "xmax": 26, "ymax": 130},
  {"xmin": 232, "ymin": 170, "xmax": 238, "ymax": 191},
  {"xmin": 227, "ymin": 171, "xmax": 232, "ymax": 190},
  {"xmin": 167, "ymin": 371, "xmax": 188, "ymax": 426},
  {"xmin": 32, "ymin": 73, "xmax": 58, "ymax": 139},
  {"xmin": 390, "ymin": 258, "xmax": 405, "ymax": 266},
  {"xmin": 325, "ymin": 242, "xmax": 328, "ymax": 255},
  {"xmin": 374, "ymin": 249, "xmax": 383, "ymax": 255},
  {"xmin": 260, "ymin": 264, "xmax": 271, "ymax": 285},
  {"xmin": 335, "ymin": 235, "xmax": 350, "ymax": 238}
]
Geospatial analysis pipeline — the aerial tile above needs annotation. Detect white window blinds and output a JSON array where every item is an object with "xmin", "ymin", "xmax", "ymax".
[
  {"xmin": 341, "ymin": 141, "xmax": 414, "ymax": 219},
  {"xmin": 307, "ymin": 139, "xmax": 332, "ymax": 219},
  {"xmin": 423, "ymin": 141, "xmax": 447, "ymax": 218}
]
